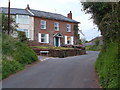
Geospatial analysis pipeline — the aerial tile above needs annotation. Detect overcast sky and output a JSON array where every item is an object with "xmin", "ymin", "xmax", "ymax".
[{"xmin": 1, "ymin": 0, "xmax": 101, "ymax": 41}]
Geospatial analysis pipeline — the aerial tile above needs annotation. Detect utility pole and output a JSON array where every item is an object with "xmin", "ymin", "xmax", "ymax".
[{"xmin": 8, "ymin": 0, "xmax": 10, "ymax": 35}]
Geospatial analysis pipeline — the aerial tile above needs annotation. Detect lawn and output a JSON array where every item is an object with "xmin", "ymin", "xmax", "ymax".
[{"xmin": 31, "ymin": 46, "xmax": 73, "ymax": 50}]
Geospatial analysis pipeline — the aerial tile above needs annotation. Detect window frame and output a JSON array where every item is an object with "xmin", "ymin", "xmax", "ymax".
[
  {"xmin": 54, "ymin": 22, "xmax": 59, "ymax": 31},
  {"xmin": 67, "ymin": 24, "xmax": 71, "ymax": 32},
  {"xmin": 41, "ymin": 33, "xmax": 47, "ymax": 43},
  {"xmin": 16, "ymin": 15, "xmax": 29, "ymax": 24},
  {"xmin": 40, "ymin": 20, "xmax": 46, "ymax": 29}
]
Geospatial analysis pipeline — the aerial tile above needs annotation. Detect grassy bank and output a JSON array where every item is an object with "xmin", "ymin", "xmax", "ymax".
[
  {"xmin": 2, "ymin": 34, "xmax": 38, "ymax": 79},
  {"xmin": 95, "ymin": 42, "xmax": 119, "ymax": 88}
]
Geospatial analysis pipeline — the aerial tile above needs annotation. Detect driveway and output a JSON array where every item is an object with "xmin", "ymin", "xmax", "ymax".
[{"xmin": 2, "ymin": 51, "xmax": 100, "ymax": 88}]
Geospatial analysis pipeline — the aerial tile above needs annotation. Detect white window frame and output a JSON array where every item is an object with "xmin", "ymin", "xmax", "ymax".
[
  {"xmin": 67, "ymin": 24, "xmax": 71, "ymax": 32},
  {"xmin": 38, "ymin": 33, "xmax": 49, "ymax": 43},
  {"xmin": 65, "ymin": 36, "xmax": 74, "ymax": 45},
  {"xmin": 54, "ymin": 22, "xmax": 59, "ymax": 31},
  {"xmin": 16, "ymin": 15, "xmax": 29, "ymax": 24},
  {"xmin": 40, "ymin": 20, "xmax": 46, "ymax": 29}
]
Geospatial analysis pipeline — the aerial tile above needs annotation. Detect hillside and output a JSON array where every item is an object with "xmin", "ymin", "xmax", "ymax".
[{"xmin": 1, "ymin": 33, "xmax": 38, "ymax": 79}]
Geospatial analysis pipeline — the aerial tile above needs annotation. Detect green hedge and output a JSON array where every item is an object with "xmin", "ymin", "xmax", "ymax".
[
  {"xmin": 95, "ymin": 42, "xmax": 119, "ymax": 89},
  {"xmin": 2, "ymin": 34, "xmax": 38, "ymax": 79}
]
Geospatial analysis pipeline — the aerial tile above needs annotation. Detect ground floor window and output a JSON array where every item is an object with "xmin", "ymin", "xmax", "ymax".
[
  {"xmin": 38, "ymin": 33, "xmax": 49, "ymax": 43},
  {"xmin": 17, "ymin": 29, "xmax": 29, "ymax": 38},
  {"xmin": 65, "ymin": 36, "xmax": 74, "ymax": 45}
]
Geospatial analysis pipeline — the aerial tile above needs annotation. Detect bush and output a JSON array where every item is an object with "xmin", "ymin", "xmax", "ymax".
[
  {"xmin": 18, "ymin": 31, "xmax": 28, "ymax": 42},
  {"xmin": 2, "ymin": 34, "xmax": 38, "ymax": 79},
  {"xmin": 95, "ymin": 42, "xmax": 119, "ymax": 88},
  {"xmin": 2, "ymin": 60, "xmax": 24, "ymax": 79}
]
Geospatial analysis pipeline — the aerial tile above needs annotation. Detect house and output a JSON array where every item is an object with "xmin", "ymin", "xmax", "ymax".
[{"xmin": 0, "ymin": 5, "xmax": 79, "ymax": 47}]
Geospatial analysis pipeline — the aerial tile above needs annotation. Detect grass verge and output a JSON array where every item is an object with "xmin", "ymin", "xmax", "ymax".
[{"xmin": 95, "ymin": 42, "xmax": 119, "ymax": 88}]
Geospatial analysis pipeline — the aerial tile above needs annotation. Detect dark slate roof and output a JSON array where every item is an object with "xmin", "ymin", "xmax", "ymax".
[
  {"xmin": 0, "ymin": 7, "xmax": 79, "ymax": 23},
  {"xmin": 0, "ymin": 7, "xmax": 32, "ymax": 16},
  {"xmin": 30, "ymin": 9, "xmax": 79, "ymax": 23}
]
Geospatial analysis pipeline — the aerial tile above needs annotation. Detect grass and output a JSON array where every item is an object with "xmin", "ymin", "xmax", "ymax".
[
  {"xmin": 31, "ymin": 46, "xmax": 73, "ymax": 50},
  {"xmin": 2, "ymin": 33, "xmax": 38, "ymax": 79},
  {"xmin": 95, "ymin": 42, "xmax": 119, "ymax": 88}
]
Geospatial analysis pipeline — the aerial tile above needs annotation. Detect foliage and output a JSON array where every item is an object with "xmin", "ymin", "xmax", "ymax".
[
  {"xmin": 1, "ymin": 13, "xmax": 18, "ymax": 35},
  {"xmin": 74, "ymin": 24, "xmax": 81, "ymax": 45},
  {"xmin": 86, "ymin": 45, "xmax": 102, "ymax": 51},
  {"xmin": 82, "ymin": 2, "xmax": 119, "ymax": 49},
  {"xmin": 82, "ymin": 2, "xmax": 119, "ymax": 88},
  {"xmin": 2, "ymin": 60, "xmax": 24, "ymax": 79},
  {"xmin": 2, "ymin": 34, "xmax": 38, "ymax": 79},
  {"xmin": 95, "ymin": 42, "xmax": 119, "ymax": 88},
  {"xmin": 18, "ymin": 31, "xmax": 28, "ymax": 42},
  {"xmin": 94, "ymin": 38, "xmax": 100, "ymax": 46}
]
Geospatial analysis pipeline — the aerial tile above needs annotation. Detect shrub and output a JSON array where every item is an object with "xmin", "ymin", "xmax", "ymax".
[
  {"xmin": 2, "ymin": 34, "xmax": 38, "ymax": 79},
  {"xmin": 2, "ymin": 60, "xmax": 24, "ymax": 79},
  {"xmin": 18, "ymin": 31, "xmax": 28, "ymax": 42}
]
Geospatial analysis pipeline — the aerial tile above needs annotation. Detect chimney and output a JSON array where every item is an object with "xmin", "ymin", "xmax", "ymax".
[
  {"xmin": 67, "ymin": 11, "xmax": 72, "ymax": 19},
  {"xmin": 26, "ymin": 4, "xmax": 30, "ymax": 10}
]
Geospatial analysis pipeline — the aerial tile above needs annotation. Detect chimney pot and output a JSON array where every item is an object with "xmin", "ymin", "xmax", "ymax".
[
  {"xmin": 26, "ymin": 4, "xmax": 30, "ymax": 10},
  {"xmin": 67, "ymin": 11, "xmax": 72, "ymax": 19}
]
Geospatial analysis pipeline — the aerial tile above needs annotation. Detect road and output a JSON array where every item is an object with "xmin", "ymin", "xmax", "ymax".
[{"xmin": 2, "ymin": 51, "xmax": 100, "ymax": 88}]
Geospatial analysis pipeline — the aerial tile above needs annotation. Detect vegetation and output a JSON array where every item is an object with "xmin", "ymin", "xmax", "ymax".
[
  {"xmin": 74, "ymin": 24, "xmax": 81, "ymax": 45},
  {"xmin": 2, "ymin": 34, "xmax": 38, "ymax": 79},
  {"xmin": 82, "ymin": 2, "xmax": 119, "ymax": 88},
  {"xmin": 1, "ymin": 14, "xmax": 18, "ymax": 35},
  {"xmin": 86, "ymin": 45, "xmax": 102, "ymax": 51},
  {"xmin": 18, "ymin": 31, "xmax": 28, "ymax": 42},
  {"xmin": 95, "ymin": 42, "xmax": 119, "ymax": 88},
  {"xmin": 31, "ymin": 46, "xmax": 73, "ymax": 50},
  {"xmin": 86, "ymin": 38, "xmax": 102, "ymax": 51}
]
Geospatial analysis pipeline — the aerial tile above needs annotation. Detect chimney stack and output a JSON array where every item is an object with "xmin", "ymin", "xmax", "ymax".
[
  {"xmin": 67, "ymin": 11, "xmax": 72, "ymax": 19},
  {"xmin": 26, "ymin": 4, "xmax": 30, "ymax": 10}
]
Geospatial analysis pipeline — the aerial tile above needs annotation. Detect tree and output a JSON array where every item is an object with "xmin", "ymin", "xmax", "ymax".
[
  {"xmin": 82, "ymin": 2, "xmax": 119, "ymax": 49},
  {"xmin": 2, "ymin": 14, "xmax": 18, "ymax": 35}
]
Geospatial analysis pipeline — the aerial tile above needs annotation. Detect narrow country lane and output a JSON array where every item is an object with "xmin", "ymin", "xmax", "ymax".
[{"xmin": 2, "ymin": 51, "xmax": 100, "ymax": 88}]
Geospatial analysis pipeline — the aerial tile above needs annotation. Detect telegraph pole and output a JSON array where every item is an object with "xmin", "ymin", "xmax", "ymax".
[{"xmin": 8, "ymin": 0, "xmax": 10, "ymax": 35}]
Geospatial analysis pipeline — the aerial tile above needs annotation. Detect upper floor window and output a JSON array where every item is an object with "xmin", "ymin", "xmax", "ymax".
[
  {"xmin": 41, "ymin": 20, "xmax": 46, "ymax": 29},
  {"xmin": 67, "ymin": 24, "xmax": 71, "ymax": 32},
  {"xmin": 16, "ymin": 15, "xmax": 29, "ymax": 24},
  {"xmin": 54, "ymin": 22, "xmax": 59, "ymax": 31}
]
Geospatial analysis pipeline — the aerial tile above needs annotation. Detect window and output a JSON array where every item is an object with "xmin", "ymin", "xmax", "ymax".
[
  {"xmin": 17, "ymin": 29, "xmax": 29, "ymax": 38},
  {"xmin": 38, "ymin": 33, "xmax": 49, "ymax": 43},
  {"xmin": 16, "ymin": 15, "xmax": 29, "ymax": 24},
  {"xmin": 67, "ymin": 24, "xmax": 71, "ymax": 32},
  {"xmin": 41, "ymin": 34, "xmax": 47, "ymax": 43},
  {"xmin": 67, "ymin": 36, "xmax": 71, "ymax": 44},
  {"xmin": 65, "ymin": 36, "xmax": 74, "ymax": 45},
  {"xmin": 41, "ymin": 20, "xmax": 46, "ymax": 29},
  {"xmin": 54, "ymin": 22, "xmax": 59, "ymax": 31}
]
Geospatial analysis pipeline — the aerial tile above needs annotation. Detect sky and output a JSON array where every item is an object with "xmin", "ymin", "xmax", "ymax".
[{"xmin": 0, "ymin": 0, "xmax": 101, "ymax": 41}]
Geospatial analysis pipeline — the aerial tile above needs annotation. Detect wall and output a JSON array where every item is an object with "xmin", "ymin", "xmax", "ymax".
[
  {"xmin": 16, "ymin": 15, "xmax": 34, "ymax": 40},
  {"xmin": 34, "ymin": 17, "xmax": 76, "ymax": 46}
]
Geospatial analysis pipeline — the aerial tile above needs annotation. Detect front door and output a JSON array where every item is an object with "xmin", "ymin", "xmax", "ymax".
[{"xmin": 55, "ymin": 37, "xmax": 59, "ymax": 47}]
